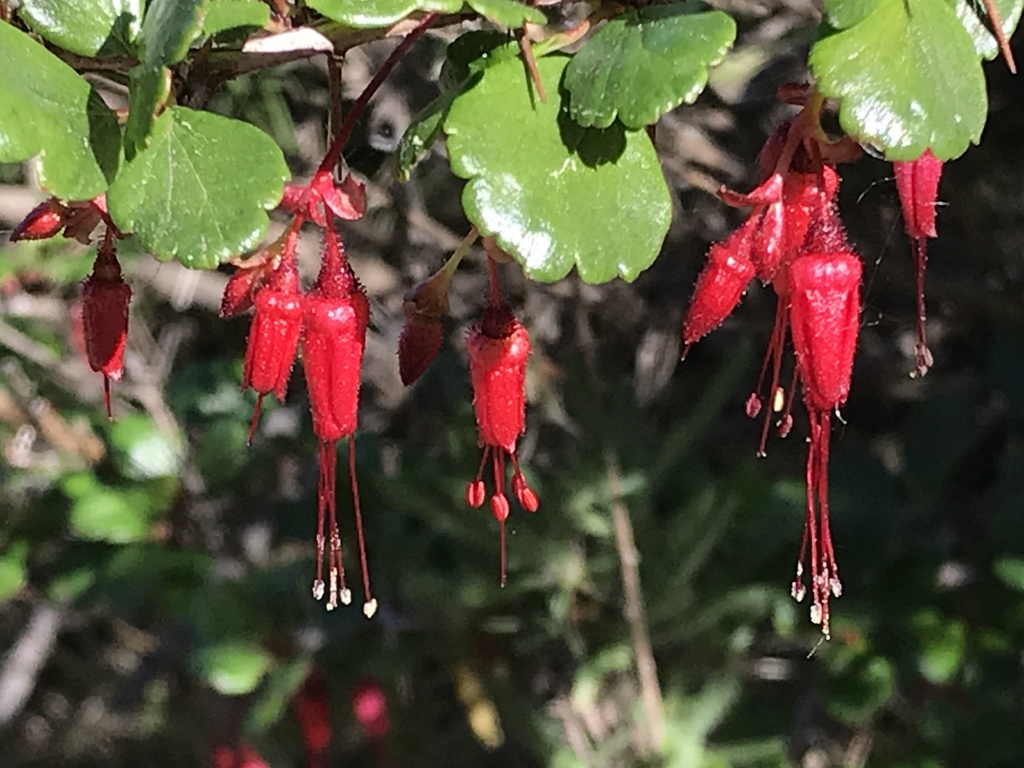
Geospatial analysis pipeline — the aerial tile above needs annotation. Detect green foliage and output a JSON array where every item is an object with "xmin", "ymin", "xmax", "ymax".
[
  {"xmin": 18, "ymin": 0, "xmax": 143, "ymax": 56},
  {"xmin": 466, "ymin": 0, "xmax": 546, "ymax": 27},
  {"xmin": 564, "ymin": 2, "xmax": 736, "ymax": 130},
  {"xmin": 948, "ymin": 0, "xmax": 1024, "ymax": 59},
  {"xmin": 811, "ymin": 0, "xmax": 1020, "ymax": 160},
  {"xmin": 137, "ymin": 0, "xmax": 206, "ymax": 68},
  {"xmin": 201, "ymin": 0, "xmax": 271, "ymax": 38},
  {"xmin": 107, "ymin": 107, "xmax": 289, "ymax": 268},
  {"xmin": 444, "ymin": 55, "xmax": 672, "ymax": 283},
  {"xmin": 0, "ymin": 22, "xmax": 121, "ymax": 199},
  {"xmin": 199, "ymin": 641, "xmax": 275, "ymax": 696},
  {"xmin": 307, "ymin": 0, "xmax": 462, "ymax": 28}
]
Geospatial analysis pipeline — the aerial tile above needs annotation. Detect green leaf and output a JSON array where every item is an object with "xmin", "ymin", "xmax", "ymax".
[
  {"xmin": 109, "ymin": 414, "xmax": 183, "ymax": 480},
  {"xmin": 69, "ymin": 488, "xmax": 151, "ymax": 543},
  {"xmin": 444, "ymin": 55, "xmax": 672, "ymax": 283},
  {"xmin": 107, "ymin": 107, "xmax": 289, "ymax": 268},
  {"xmin": 0, "ymin": 23, "xmax": 121, "ymax": 199},
  {"xmin": 994, "ymin": 557, "xmax": 1024, "ymax": 591},
  {"xmin": 947, "ymin": 0, "xmax": 1023, "ymax": 60},
  {"xmin": 0, "ymin": 542, "xmax": 29, "ymax": 603},
  {"xmin": 467, "ymin": 0, "xmax": 546, "ymax": 27},
  {"xmin": 199, "ymin": 642, "xmax": 274, "ymax": 696},
  {"xmin": 809, "ymin": 0, "xmax": 987, "ymax": 160},
  {"xmin": 124, "ymin": 65, "xmax": 172, "ymax": 161},
  {"xmin": 19, "ymin": 0, "xmax": 143, "ymax": 56},
  {"xmin": 564, "ymin": 2, "xmax": 736, "ymax": 130},
  {"xmin": 306, "ymin": 0, "xmax": 462, "ymax": 28},
  {"xmin": 395, "ymin": 91, "xmax": 454, "ymax": 182},
  {"xmin": 138, "ymin": 0, "xmax": 206, "ymax": 68},
  {"xmin": 822, "ymin": 0, "xmax": 881, "ymax": 29},
  {"xmin": 202, "ymin": 0, "xmax": 271, "ymax": 37},
  {"xmin": 245, "ymin": 655, "xmax": 311, "ymax": 733},
  {"xmin": 912, "ymin": 609, "xmax": 966, "ymax": 685}
]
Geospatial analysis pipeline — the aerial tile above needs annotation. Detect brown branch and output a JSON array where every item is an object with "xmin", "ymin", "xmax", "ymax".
[
  {"xmin": 982, "ymin": 0, "xmax": 1017, "ymax": 74},
  {"xmin": 605, "ymin": 448, "xmax": 665, "ymax": 756}
]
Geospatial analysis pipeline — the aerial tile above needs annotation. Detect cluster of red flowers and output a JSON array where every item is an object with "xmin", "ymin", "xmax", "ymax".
[
  {"xmin": 218, "ymin": 166, "xmax": 539, "ymax": 613},
  {"xmin": 681, "ymin": 86, "xmax": 944, "ymax": 636}
]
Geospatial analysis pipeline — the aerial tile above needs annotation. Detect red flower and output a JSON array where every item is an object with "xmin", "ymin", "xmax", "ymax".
[
  {"xmin": 465, "ymin": 259, "xmax": 538, "ymax": 586},
  {"xmin": 81, "ymin": 229, "xmax": 131, "ymax": 418},
  {"xmin": 240, "ymin": 249, "xmax": 303, "ymax": 444},
  {"xmin": 894, "ymin": 148, "xmax": 943, "ymax": 377},
  {"xmin": 785, "ymin": 211, "xmax": 862, "ymax": 638},
  {"xmin": 301, "ymin": 219, "xmax": 375, "ymax": 617}
]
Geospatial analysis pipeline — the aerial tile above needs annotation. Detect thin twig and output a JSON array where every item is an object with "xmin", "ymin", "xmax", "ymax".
[
  {"xmin": 605, "ymin": 448, "xmax": 665, "ymax": 755},
  {"xmin": 318, "ymin": 13, "xmax": 439, "ymax": 174}
]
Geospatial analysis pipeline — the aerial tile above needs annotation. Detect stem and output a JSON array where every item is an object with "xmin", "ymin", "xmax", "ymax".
[
  {"xmin": 327, "ymin": 53, "xmax": 345, "ymax": 177},
  {"xmin": 318, "ymin": 13, "xmax": 439, "ymax": 175},
  {"xmin": 606, "ymin": 449, "xmax": 665, "ymax": 755},
  {"xmin": 982, "ymin": 0, "xmax": 1017, "ymax": 74},
  {"xmin": 441, "ymin": 227, "xmax": 479, "ymax": 278},
  {"xmin": 516, "ymin": 26, "xmax": 546, "ymax": 103}
]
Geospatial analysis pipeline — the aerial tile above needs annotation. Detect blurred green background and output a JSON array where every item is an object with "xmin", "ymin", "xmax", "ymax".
[{"xmin": 2, "ymin": 9, "xmax": 1024, "ymax": 768}]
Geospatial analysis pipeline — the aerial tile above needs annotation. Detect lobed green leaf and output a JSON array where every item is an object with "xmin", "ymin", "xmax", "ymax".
[
  {"xmin": 444, "ymin": 55, "xmax": 672, "ymax": 284},
  {"xmin": 564, "ymin": 2, "xmax": 736, "ymax": 130},
  {"xmin": 107, "ymin": 107, "xmax": 289, "ymax": 269},
  {"xmin": 809, "ymin": 0, "xmax": 987, "ymax": 160}
]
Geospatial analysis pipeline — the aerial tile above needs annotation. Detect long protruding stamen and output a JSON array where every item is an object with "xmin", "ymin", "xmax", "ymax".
[
  {"xmin": 756, "ymin": 296, "xmax": 788, "ymax": 457},
  {"xmin": 349, "ymin": 436, "xmax": 377, "ymax": 618},
  {"xmin": 322, "ymin": 440, "xmax": 350, "ymax": 611},
  {"xmin": 313, "ymin": 440, "xmax": 327, "ymax": 601},
  {"xmin": 491, "ymin": 450, "xmax": 509, "ymax": 588},
  {"xmin": 912, "ymin": 237, "xmax": 933, "ymax": 377},
  {"xmin": 805, "ymin": 415, "xmax": 822, "ymax": 630},
  {"xmin": 818, "ymin": 411, "xmax": 841, "ymax": 601}
]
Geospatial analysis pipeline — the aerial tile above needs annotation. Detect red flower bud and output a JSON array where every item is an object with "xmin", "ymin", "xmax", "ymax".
[
  {"xmin": 894, "ymin": 148, "xmax": 943, "ymax": 376},
  {"xmin": 398, "ymin": 268, "xmax": 451, "ymax": 386},
  {"xmin": 81, "ymin": 230, "xmax": 131, "ymax": 418},
  {"xmin": 302, "ymin": 222, "xmax": 375, "ymax": 617},
  {"xmin": 681, "ymin": 216, "xmax": 757, "ymax": 353},
  {"xmin": 466, "ymin": 283, "xmax": 538, "ymax": 587},
  {"xmin": 10, "ymin": 198, "xmax": 69, "ymax": 241}
]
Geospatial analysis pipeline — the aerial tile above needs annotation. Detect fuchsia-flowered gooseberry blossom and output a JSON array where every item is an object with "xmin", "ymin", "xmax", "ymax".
[
  {"xmin": 893, "ymin": 148, "xmax": 943, "ymax": 377},
  {"xmin": 466, "ymin": 257, "xmax": 539, "ymax": 587},
  {"xmin": 301, "ymin": 212, "xmax": 376, "ymax": 617},
  {"xmin": 682, "ymin": 87, "xmax": 864, "ymax": 636},
  {"xmin": 239, "ymin": 223, "xmax": 304, "ymax": 445},
  {"xmin": 81, "ymin": 228, "xmax": 132, "ymax": 419}
]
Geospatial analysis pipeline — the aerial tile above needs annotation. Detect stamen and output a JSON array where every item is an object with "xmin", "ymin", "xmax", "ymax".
[{"xmin": 349, "ymin": 436, "xmax": 374, "ymax": 614}]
